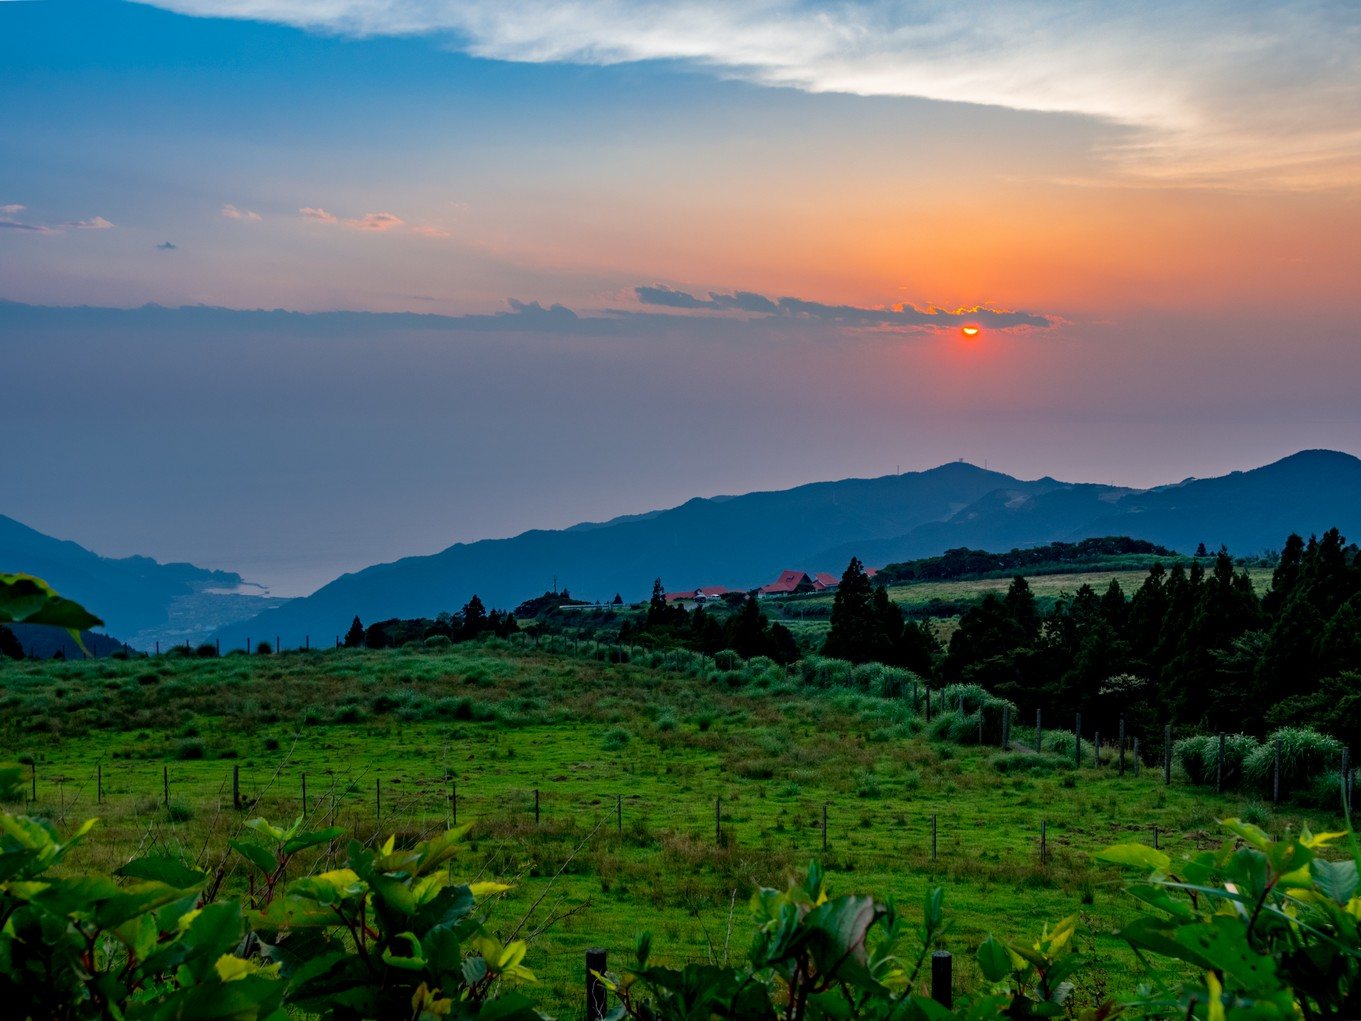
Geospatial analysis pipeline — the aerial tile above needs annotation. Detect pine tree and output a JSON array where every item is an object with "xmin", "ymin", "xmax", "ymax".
[{"xmin": 343, "ymin": 615, "xmax": 366, "ymax": 648}]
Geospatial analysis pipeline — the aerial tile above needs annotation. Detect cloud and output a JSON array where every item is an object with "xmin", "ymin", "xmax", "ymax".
[
  {"xmin": 635, "ymin": 285, "xmax": 1052, "ymax": 331},
  {"xmin": 66, "ymin": 216, "xmax": 114, "ymax": 230},
  {"xmin": 156, "ymin": 241, "xmax": 178, "ymax": 250},
  {"xmin": 299, "ymin": 206, "xmax": 338, "ymax": 223},
  {"xmin": 411, "ymin": 224, "xmax": 452, "ymax": 238},
  {"xmin": 221, "ymin": 203, "xmax": 262, "ymax": 221},
  {"xmin": 343, "ymin": 211, "xmax": 404, "ymax": 231},
  {"xmin": 136, "ymin": 1, "xmax": 1361, "ymax": 189},
  {"xmin": 0, "ymin": 207, "xmax": 112, "ymax": 235}
]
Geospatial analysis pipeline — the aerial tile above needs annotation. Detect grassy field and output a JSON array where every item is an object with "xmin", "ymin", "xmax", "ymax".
[{"xmin": 0, "ymin": 638, "xmax": 1337, "ymax": 1015}]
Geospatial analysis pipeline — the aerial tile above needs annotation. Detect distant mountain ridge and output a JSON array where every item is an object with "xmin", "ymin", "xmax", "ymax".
[
  {"xmin": 212, "ymin": 449, "xmax": 1361, "ymax": 648},
  {"xmin": 0, "ymin": 514, "xmax": 289, "ymax": 650}
]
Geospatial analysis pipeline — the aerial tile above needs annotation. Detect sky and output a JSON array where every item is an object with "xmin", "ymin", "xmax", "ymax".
[{"xmin": 3, "ymin": 0, "xmax": 1360, "ymax": 595}]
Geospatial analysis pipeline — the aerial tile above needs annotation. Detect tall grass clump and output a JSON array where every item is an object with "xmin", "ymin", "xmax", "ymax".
[
  {"xmin": 1243, "ymin": 727, "xmax": 1345, "ymax": 797},
  {"xmin": 1175, "ymin": 732, "xmax": 1260, "ymax": 788}
]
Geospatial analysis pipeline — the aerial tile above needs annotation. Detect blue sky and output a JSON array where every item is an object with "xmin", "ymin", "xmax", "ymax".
[{"xmin": 3, "ymin": 0, "xmax": 1359, "ymax": 593}]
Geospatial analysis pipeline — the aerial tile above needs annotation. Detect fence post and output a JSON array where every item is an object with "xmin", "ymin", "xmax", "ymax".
[
  {"xmin": 1001, "ymin": 706, "xmax": 1009, "ymax": 749},
  {"xmin": 585, "ymin": 948, "xmax": 608, "ymax": 1021},
  {"xmin": 1094, "ymin": 732, "xmax": 1101, "ymax": 767},
  {"xmin": 1035, "ymin": 709, "xmax": 1042, "ymax": 752},
  {"xmin": 1339, "ymin": 746, "xmax": 1350, "ymax": 811},
  {"xmin": 246, "ymin": 637, "xmax": 251, "ymax": 655},
  {"xmin": 1273, "ymin": 739, "xmax": 1281, "ymax": 804},
  {"xmin": 1074, "ymin": 713, "xmax": 1082, "ymax": 767},
  {"xmin": 930, "ymin": 951, "xmax": 953, "ymax": 1008},
  {"xmin": 1164, "ymin": 725, "xmax": 1173, "ymax": 785},
  {"xmin": 534, "ymin": 788, "xmax": 540, "ymax": 825},
  {"xmin": 1153, "ymin": 824, "xmax": 1159, "ymax": 850},
  {"xmin": 1133, "ymin": 738, "xmax": 1141, "ymax": 777},
  {"xmin": 822, "ymin": 803, "xmax": 828, "ymax": 852},
  {"xmin": 215, "ymin": 638, "xmax": 220, "ymax": 656},
  {"xmin": 1216, "ymin": 732, "xmax": 1226, "ymax": 794},
  {"xmin": 233, "ymin": 764, "xmax": 241, "ymax": 810},
  {"xmin": 617, "ymin": 794, "xmax": 622, "ymax": 835},
  {"xmin": 1118, "ymin": 717, "xmax": 1126, "ymax": 777}
]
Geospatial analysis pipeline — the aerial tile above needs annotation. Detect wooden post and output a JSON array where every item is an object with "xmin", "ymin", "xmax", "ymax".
[
  {"xmin": 275, "ymin": 635, "xmax": 280, "ymax": 653},
  {"xmin": 925, "ymin": 689, "xmax": 932, "ymax": 723},
  {"xmin": 1339, "ymin": 746, "xmax": 1350, "ymax": 811},
  {"xmin": 585, "ymin": 948, "xmax": 608, "ymax": 1021},
  {"xmin": 1164, "ymin": 725, "xmax": 1173, "ymax": 785},
  {"xmin": 616, "ymin": 794, "xmax": 622, "ymax": 836},
  {"xmin": 931, "ymin": 951, "xmax": 953, "ymax": 1008},
  {"xmin": 232, "ymin": 764, "xmax": 241, "ymax": 810},
  {"xmin": 155, "ymin": 640, "xmax": 160, "ymax": 656},
  {"xmin": 1216, "ymin": 732, "xmax": 1225, "ymax": 793},
  {"xmin": 215, "ymin": 638, "xmax": 220, "ymax": 656},
  {"xmin": 931, "ymin": 813, "xmax": 937, "ymax": 861},
  {"xmin": 1001, "ymin": 706, "xmax": 1010, "ymax": 749},
  {"xmin": 163, "ymin": 765, "xmax": 169, "ymax": 807},
  {"xmin": 1272, "ymin": 738, "xmax": 1281, "ymax": 804},
  {"xmin": 1153, "ymin": 824, "xmax": 1159, "ymax": 850},
  {"xmin": 1133, "ymin": 738, "xmax": 1141, "ymax": 777},
  {"xmin": 1035, "ymin": 709, "xmax": 1042, "ymax": 753},
  {"xmin": 822, "ymin": 803, "xmax": 828, "ymax": 852},
  {"xmin": 534, "ymin": 787, "xmax": 540, "ymax": 825},
  {"xmin": 715, "ymin": 797, "xmax": 721, "ymax": 846},
  {"xmin": 1040, "ymin": 819, "xmax": 1047, "ymax": 865},
  {"xmin": 1075, "ymin": 713, "xmax": 1082, "ymax": 767},
  {"xmin": 305, "ymin": 634, "xmax": 310, "ymax": 651},
  {"xmin": 1094, "ymin": 732, "xmax": 1101, "ymax": 767},
  {"xmin": 977, "ymin": 709, "xmax": 983, "ymax": 745},
  {"xmin": 1119, "ymin": 717, "xmax": 1126, "ymax": 777}
]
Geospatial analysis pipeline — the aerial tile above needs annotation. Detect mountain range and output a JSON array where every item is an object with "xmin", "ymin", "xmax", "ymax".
[
  {"xmin": 6, "ymin": 449, "xmax": 1359, "ymax": 651},
  {"xmin": 0, "ymin": 514, "xmax": 289, "ymax": 650},
  {"xmin": 213, "ymin": 448, "xmax": 1361, "ymax": 648}
]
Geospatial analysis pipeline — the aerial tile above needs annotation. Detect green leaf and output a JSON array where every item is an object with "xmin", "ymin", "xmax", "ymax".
[
  {"xmin": 1310, "ymin": 858, "xmax": 1359, "ymax": 905},
  {"xmin": 281, "ymin": 827, "xmax": 344, "ymax": 856},
  {"xmin": 0, "ymin": 573, "xmax": 102, "ymax": 630},
  {"xmin": 1094, "ymin": 843, "xmax": 1170, "ymax": 873},
  {"xmin": 117, "ymin": 854, "xmax": 207, "ymax": 889},
  {"xmin": 977, "ymin": 935, "xmax": 1014, "ymax": 983},
  {"xmin": 230, "ymin": 838, "xmax": 279, "ymax": 875}
]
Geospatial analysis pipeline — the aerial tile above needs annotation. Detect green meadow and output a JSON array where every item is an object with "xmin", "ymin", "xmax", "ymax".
[{"xmin": 0, "ymin": 636, "xmax": 1342, "ymax": 1016}]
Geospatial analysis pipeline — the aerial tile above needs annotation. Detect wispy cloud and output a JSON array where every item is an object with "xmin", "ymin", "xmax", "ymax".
[
  {"xmin": 343, "ymin": 211, "xmax": 404, "ymax": 231},
  {"xmin": 221, "ymin": 203, "xmax": 262, "ymax": 221},
  {"xmin": 0, "ymin": 206, "xmax": 112, "ymax": 235},
  {"xmin": 411, "ymin": 224, "xmax": 452, "ymax": 238},
  {"xmin": 66, "ymin": 216, "xmax": 114, "ymax": 230},
  {"xmin": 136, "ymin": 1, "xmax": 1361, "ymax": 189},
  {"xmin": 299, "ymin": 206, "xmax": 338, "ymax": 223},
  {"xmin": 635, "ymin": 285, "xmax": 1053, "ymax": 331},
  {"xmin": 156, "ymin": 241, "xmax": 178, "ymax": 250}
]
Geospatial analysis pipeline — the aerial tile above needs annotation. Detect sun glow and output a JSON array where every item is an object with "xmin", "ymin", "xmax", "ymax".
[{"xmin": 961, "ymin": 325, "xmax": 980, "ymax": 337}]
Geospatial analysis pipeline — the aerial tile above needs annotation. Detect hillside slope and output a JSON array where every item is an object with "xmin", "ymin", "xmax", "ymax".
[{"xmin": 214, "ymin": 450, "xmax": 1361, "ymax": 648}]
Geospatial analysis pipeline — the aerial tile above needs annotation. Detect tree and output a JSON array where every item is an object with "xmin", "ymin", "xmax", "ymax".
[
  {"xmin": 460, "ymin": 594, "xmax": 488, "ymax": 638},
  {"xmin": 612, "ymin": 593, "xmax": 623, "ymax": 605},
  {"xmin": 645, "ymin": 578, "xmax": 668, "ymax": 628},
  {"xmin": 823, "ymin": 558, "xmax": 895, "ymax": 663},
  {"xmin": 343, "ymin": 615, "xmax": 365, "ymax": 648},
  {"xmin": 0, "ymin": 624, "xmax": 23, "ymax": 660}
]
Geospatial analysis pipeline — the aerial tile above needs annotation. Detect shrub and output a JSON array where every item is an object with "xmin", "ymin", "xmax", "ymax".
[
  {"xmin": 1175, "ymin": 732, "xmax": 1260, "ymax": 788},
  {"xmin": 602, "ymin": 726, "xmax": 632, "ymax": 751},
  {"xmin": 1242, "ymin": 727, "xmax": 1344, "ymax": 796},
  {"xmin": 173, "ymin": 739, "xmax": 205, "ymax": 760},
  {"xmin": 423, "ymin": 635, "xmax": 452, "ymax": 649}
]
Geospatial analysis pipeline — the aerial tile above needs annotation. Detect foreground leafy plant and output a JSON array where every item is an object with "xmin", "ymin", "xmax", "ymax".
[
  {"xmin": 601, "ymin": 861, "xmax": 1110, "ymax": 1020},
  {"xmin": 0, "ymin": 798, "xmax": 539, "ymax": 1020},
  {"xmin": 1097, "ymin": 818, "xmax": 1361, "ymax": 1019}
]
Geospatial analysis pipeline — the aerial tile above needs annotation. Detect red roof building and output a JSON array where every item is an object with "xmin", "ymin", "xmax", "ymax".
[{"xmin": 760, "ymin": 570, "xmax": 816, "ymax": 596}]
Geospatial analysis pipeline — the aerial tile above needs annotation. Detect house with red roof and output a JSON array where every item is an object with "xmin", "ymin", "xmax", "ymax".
[{"xmin": 759, "ymin": 570, "xmax": 816, "ymax": 596}]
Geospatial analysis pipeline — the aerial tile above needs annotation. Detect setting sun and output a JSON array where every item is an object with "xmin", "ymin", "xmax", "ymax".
[{"xmin": 961, "ymin": 325, "xmax": 980, "ymax": 337}]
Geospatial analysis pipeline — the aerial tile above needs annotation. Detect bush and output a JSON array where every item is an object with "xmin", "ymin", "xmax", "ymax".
[
  {"xmin": 602, "ymin": 726, "xmax": 632, "ymax": 751},
  {"xmin": 1175, "ymin": 732, "xmax": 1260, "ymax": 788},
  {"xmin": 423, "ymin": 635, "xmax": 452, "ymax": 649},
  {"xmin": 173, "ymin": 739, "xmax": 205, "ymax": 760},
  {"xmin": 1242, "ymin": 727, "xmax": 1344, "ymax": 796}
]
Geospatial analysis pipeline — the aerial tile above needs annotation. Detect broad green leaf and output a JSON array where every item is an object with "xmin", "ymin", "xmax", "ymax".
[
  {"xmin": 117, "ymin": 853, "xmax": 207, "ymax": 889},
  {"xmin": 977, "ymin": 935, "xmax": 1013, "ymax": 983},
  {"xmin": 230, "ymin": 838, "xmax": 279, "ymax": 875},
  {"xmin": 1095, "ymin": 843, "xmax": 1170, "ymax": 873},
  {"xmin": 0, "ymin": 573, "xmax": 102, "ymax": 630},
  {"xmin": 1311, "ymin": 858, "xmax": 1359, "ymax": 905}
]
